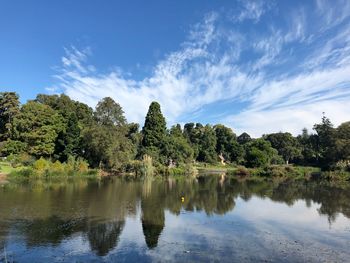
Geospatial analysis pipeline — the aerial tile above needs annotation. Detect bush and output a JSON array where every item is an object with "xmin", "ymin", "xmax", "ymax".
[
  {"xmin": 76, "ymin": 158, "xmax": 89, "ymax": 173},
  {"xmin": 167, "ymin": 167, "xmax": 184, "ymax": 176},
  {"xmin": 10, "ymin": 167, "xmax": 34, "ymax": 177},
  {"xmin": 333, "ymin": 160, "xmax": 350, "ymax": 172},
  {"xmin": 18, "ymin": 153, "xmax": 36, "ymax": 166},
  {"xmin": 7, "ymin": 154, "xmax": 21, "ymax": 168},
  {"xmin": 261, "ymin": 166, "xmax": 290, "ymax": 177},
  {"xmin": 235, "ymin": 166, "xmax": 250, "ymax": 176},
  {"xmin": 50, "ymin": 160, "xmax": 65, "ymax": 174},
  {"xmin": 33, "ymin": 157, "xmax": 50, "ymax": 173},
  {"xmin": 142, "ymin": 155, "xmax": 155, "ymax": 176}
]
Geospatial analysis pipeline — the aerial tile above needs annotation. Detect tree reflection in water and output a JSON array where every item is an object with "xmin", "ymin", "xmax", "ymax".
[
  {"xmin": 0, "ymin": 176, "xmax": 350, "ymax": 256},
  {"xmin": 87, "ymin": 220, "xmax": 125, "ymax": 256}
]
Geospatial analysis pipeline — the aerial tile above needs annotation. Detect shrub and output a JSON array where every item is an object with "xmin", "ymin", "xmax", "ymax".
[
  {"xmin": 333, "ymin": 160, "xmax": 350, "ymax": 172},
  {"xmin": 33, "ymin": 157, "xmax": 49, "ymax": 173},
  {"xmin": 9, "ymin": 167, "xmax": 35, "ymax": 177},
  {"xmin": 76, "ymin": 158, "xmax": 89, "ymax": 173},
  {"xmin": 7, "ymin": 154, "xmax": 21, "ymax": 168},
  {"xmin": 142, "ymin": 155, "xmax": 154, "ymax": 176},
  {"xmin": 18, "ymin": 153, "xmax": 36, "ymax": 166},
  {"xmin": 168, "ymin": 167, "xmax": 184, "ymax": 176},
  {"xmin": 50, "ymin": 160, "xmax": 65, "ymax": 174},
  {"xmin": 183, "ymin": 163, "xmax": 198, "ymax": 176},
  {"xmin": 235, "ymin": 166, "xmax": 250, "ymax": 176}
]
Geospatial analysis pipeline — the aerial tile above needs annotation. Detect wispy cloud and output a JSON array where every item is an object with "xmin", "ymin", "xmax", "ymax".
[
  {"xmin": 234, "ymin": 0, "xmax": 272, "ymax": 23},
  {"xmin": 50, "ymin": 1, "xmax": 350, "ymax": 137}
]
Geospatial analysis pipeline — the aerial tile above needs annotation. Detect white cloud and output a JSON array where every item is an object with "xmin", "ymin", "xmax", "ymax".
[
  {"xmin": 51, "ymin": 1, "xmax": 350, "ymax": 136},
  {"xmin": 235, "ymin": 0, "xmax": 271, "ymax": 23},
  {"xmin": 225, "ymin": 98, "xmax": 350, "ymax": 137}
]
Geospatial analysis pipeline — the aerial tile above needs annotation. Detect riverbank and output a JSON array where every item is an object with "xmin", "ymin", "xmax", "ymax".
[
  {"xmin": 0, "ymin": 172, "xmax": 7, "ymax": 182},
  {"xmin": 196, "ymin": 164, "xmax": 350, "ymax": 182},
  {"xmin": 2, "ymin": 159, "xmax": 350, "ymax": 182}
]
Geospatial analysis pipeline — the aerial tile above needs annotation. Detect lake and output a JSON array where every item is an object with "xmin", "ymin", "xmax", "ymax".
[{"xmin": 0, "ymin": 175, "xmax": 350, "ymax": 262}]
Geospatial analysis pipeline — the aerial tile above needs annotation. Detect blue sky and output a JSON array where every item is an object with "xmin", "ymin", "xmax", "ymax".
[{"xmin": 1, "ymin": 0, "xmax": 350, "ymax": 136}]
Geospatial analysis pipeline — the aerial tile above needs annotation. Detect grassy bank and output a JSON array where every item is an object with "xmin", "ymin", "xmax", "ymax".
[
  {"xmin": 0, "ymin": 161, "xmax": 25, "ymax": 175},
  {"xmin": 2, "ymin": 156, "xmax": 350, "ymax": 182},
  {"xmin": 1, "ymin": 158, "xmax": 98, "ymax": 180},
  {"xmin": 195, "ymin": 163, "xmax": 350, "ymax": 182}
]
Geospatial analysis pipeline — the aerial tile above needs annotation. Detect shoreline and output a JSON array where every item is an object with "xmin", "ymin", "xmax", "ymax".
[{"xmin": 0, "ymin": 172, "xmax": 8, "ymax": 182}]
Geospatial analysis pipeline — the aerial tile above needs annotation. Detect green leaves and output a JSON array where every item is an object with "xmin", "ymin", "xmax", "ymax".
[
  {"xmin": 244, "ymin": 139, "xmax": 278, "ymax": 168},
  {"xmin": 14, "ymin": 101, "xmax": 64, "ymax": 157},
  {"xmin": 0, "ymin": 92, "xmax": 20, "ymax": 140},
  {"xmin": 140, "ymin": 102, "xmax": 167, "ymax": 163},
  {"xmin": 264, "ymin": 132, "xmax": 301, "ymax": 164},
  {"xmin": 95, "ymin": 97, "xmax": 126, "ymax": 127}
]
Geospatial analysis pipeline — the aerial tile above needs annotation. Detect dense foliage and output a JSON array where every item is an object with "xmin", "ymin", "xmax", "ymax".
[{"xmin": 1, "ymin": 91, "xmax": 350, "ymax": 173}]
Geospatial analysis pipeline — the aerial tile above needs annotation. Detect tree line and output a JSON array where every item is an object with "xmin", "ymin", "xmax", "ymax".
[{"xmin": 0, "ymin": 91, "xmax": 349, "ymax": 172}]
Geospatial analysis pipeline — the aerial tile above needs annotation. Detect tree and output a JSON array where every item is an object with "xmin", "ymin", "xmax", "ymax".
[
  {"xmin": 164, "ymin": 124, "xmax": 194, "ymax": 164},
  {"xmin": 95, "ymin": 97, "xmax": 126, "ymax": 127},
  {"xmin": 183, "ymin": 123, "xmax": 203, "ymax": 160},
  {"xmin": 197, "ymin": 125, "xmax": 217, "ymax": 163},
  {"xmin": 237, "ymin": 132, "xmax": 252, "ymax": 145},
  {"xmin": 264, "ymin": 132, "xmax": 301, "ymax": 164},
  {"xmin": 214, "ymin": 124, "xmax": 243, "ymax": 163},
  {"xmin": 127, "ymin": 123, "xmax": 142, "ymax": 159},
  {"xmin": 36, "ymin": 93, "xmax": 94, "ymax": 125},
  {"xmin": 82, "ymin": 98, "xmax": 133, "ymax": 169},
  {"xmin": 36, "ymin": 94, "xmax": 94, "ymax": 161},
  {"xmin": 54, "ymin": 113, "xmax": 81, "ymax": 162},
  {"xmin": 0, "ymin": 92, "xmax": 20, "ymax": 140},
  {"xmin": 313, "ymin": 115, "xmax": 336, "ymax": 168},
  {"xmin": 139, "ymin": 102, "xmax": 167, "ymax": 163},
  {"xmin": 335, "ymin": 122, "xmax": 350, "ymax": 161},
  {"xmin": 244, "ymin": 139, "xmax": 278, "ymax": 168},
  {"xmin": 13, "ymin": 101, "xmax": 64, "ymax": 157},
  {"xmin": 297, "ymin": 128, "xmax": 319, "ymax": 165}
]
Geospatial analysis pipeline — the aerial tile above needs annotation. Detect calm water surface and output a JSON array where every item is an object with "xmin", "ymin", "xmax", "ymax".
[{"xmin": 0, "ymin": 175, "xmax": 350, "ymax": 262}]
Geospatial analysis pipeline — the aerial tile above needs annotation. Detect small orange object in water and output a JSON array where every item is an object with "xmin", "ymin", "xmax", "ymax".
[{"xmin": 181, "ymin": 197, "xmax": 185, "ymax": 202}]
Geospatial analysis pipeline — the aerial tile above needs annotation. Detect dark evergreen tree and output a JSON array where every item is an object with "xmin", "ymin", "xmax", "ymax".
[
  {"xmin": 54, "ymin": 113, "xmax": 81, "ymax": 162},
  {"xmin": 0, "ymin": 92, "xmax": 20, "ymax": 140},
  {"xmin": 237, "ymin": 132, "xmax": 252, "ymax": 145},
  {"xmin": 313, "ymin": 115, "xmax": 336, "ymax": 168},
  {"xmin": 139, "ymin": 102, "xmax": 167, "ymax": 163}
]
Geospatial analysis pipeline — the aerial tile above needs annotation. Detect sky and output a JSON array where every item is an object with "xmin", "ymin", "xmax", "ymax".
[{"xmin": 1, "ymin": 0, "xmax": 350, "ymax": 137}]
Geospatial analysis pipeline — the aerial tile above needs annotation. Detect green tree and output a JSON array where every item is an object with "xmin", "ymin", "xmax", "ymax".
[
  {"xmin": 139, "ymin": 102, "xmax": 167, "ymax": 163},
  {"xmin": 313, "ymin": 115, "xmax": 336, "ymax": 168},
  {"xmin": 36, "ymin": 94, "xmax": 94, "ymax": 161},
  {"xmin": 36, "ymin": 93, "xmax": 94, "ymax": 125},
  {"xmin": 95, "ymin": 97, "xmax": 126, "ymax": 127},
  {"xmin": 164, "ymin": 124, "xmax": 194, "ymax": 164},
  {"xmin": 214, "ymin": 124, "xmax": 243, "ymax": 163},
  {"xmin": 13, "ymin": 101, "xmax": 64, "ymax": 157},
  {"xmin": 0, "ymin": 92, "xmax": 20, "ymax": 140},
  {"xmin": 82, "ymin": 98, "xmax": 133, "ymax": 169},
  {"xmin": 183, "ymin": 123, "xmax": 203, "ymax": 159},
  {"xmin": 54, "ymin": 113, "xmax": 81, "ymax": 162},
  {"xmin": 127, "ymin": 123, "xmax": 142, "ymax": 159},
  {"xmin": 245, "ymin": 139, "xmax": 278, "ymax": 168},
  {"xmin": 335, "ymin": 122, "xmax": 350, "ymax": 161},
  {"xmin": 264, "ymin": 132, "xmax": 301, "ymax": 164},
  {"xmin": 237, "ymin": 132, "xmax": 252, "ymax": 145},
  {"xmin": 297, "ymin": 128, "xmax": 319, "ymax": 165},
  {"xmin": 197, "ymin": 125, "xmax": 217, "ymax": 164}
]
